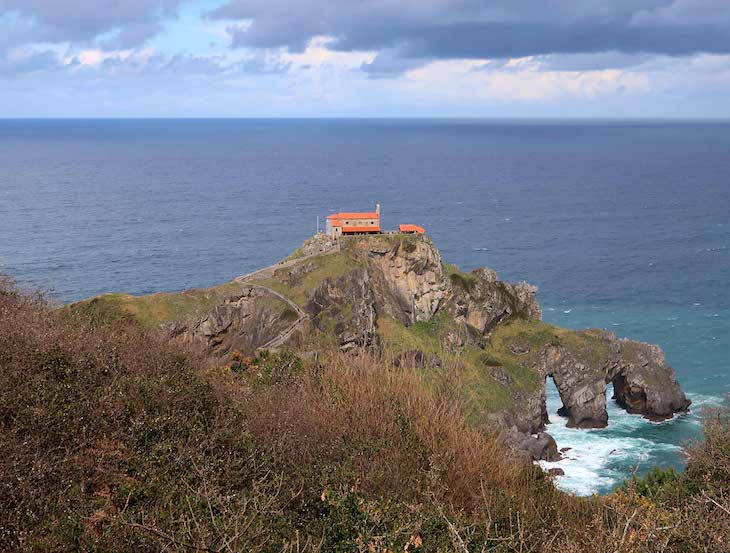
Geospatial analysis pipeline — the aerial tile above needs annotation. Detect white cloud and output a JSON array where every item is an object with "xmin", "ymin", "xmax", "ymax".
[{"xmin": 403, "ymin": 58, "xmax": 651, "ymax": 102}]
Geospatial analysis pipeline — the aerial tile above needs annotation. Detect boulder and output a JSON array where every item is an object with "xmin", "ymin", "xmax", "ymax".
[{"xmin": 505, "ymin": 428, "xmax": 560, "ymax": 462}]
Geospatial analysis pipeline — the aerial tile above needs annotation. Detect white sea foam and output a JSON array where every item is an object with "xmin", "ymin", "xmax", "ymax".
[
  {"xmin": 538, "ymin": 382, "xmax": 703, "ymax": 496},
  {"xmin": 688, "ymin": 393, "xmax": 725, "ymax": 413}
]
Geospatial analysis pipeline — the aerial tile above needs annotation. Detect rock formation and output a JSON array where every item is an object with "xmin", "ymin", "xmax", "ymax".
[
  {"xmin": 534, "ymin": 332, "xmax": 690, "ymax": 429},
  {"xmin": 359, "ymin": 235, "xmax": 450, "ymax": 324},
  {"xmin": 306, "ymin": 266, "xmax": 377, "ymax": 350},
  {"xmin": 161, "ymin": 285, "xmax": 298, "ymax": 357},
  {"xmin": 442, "ymin": 267, "xmax": 542, "ymax": 334},
  {"xmin": 85, "ymin": 233, "xmax": 690, "ymax": 461}
]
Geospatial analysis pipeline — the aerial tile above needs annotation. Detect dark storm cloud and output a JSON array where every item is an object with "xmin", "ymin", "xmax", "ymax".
[
  {"xmin": 360, "ymin": 50, "xmax": 430, "ymax": 79},
  {"xmin": 209, "ymin": 0, "xmax": 730, "ymax": 62},
  {"xmin": 0, "ymin": 0, "xmax": 185, "ymax": 48}
]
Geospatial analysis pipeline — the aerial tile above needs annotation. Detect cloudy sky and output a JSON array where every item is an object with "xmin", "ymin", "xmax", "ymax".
[{"xmin": 2, "ymin": 0, "xmax": 730, "ymax": 117}]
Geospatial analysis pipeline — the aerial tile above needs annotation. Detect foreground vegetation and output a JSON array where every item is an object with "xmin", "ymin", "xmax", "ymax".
[{"xmin": 1, "ymin": 278, "xmax": 729, "ymax": 552}]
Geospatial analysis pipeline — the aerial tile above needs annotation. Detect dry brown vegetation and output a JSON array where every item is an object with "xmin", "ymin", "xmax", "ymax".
[{"xmin": 1, "ymin": 278, "xmax": 730, "ymax": 552}]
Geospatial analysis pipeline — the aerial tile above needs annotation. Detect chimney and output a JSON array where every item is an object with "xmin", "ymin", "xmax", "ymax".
[{"xmin": 375, "ymin": 203, "xmax": 381, "ymax": 215}]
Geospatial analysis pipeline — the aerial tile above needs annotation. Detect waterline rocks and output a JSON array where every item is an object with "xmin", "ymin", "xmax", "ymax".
[
  {"xmin": 73, "ymin": 234, "xmax": 690, "ymax": 463},
  {"xmin": 537, "ymin": 332, "xmax": 690, "ymax": 429}
]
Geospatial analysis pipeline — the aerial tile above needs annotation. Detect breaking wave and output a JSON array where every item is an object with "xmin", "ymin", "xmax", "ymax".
[{"xmin": 538, "ymin": 382, "xmax": 721, "ymax": 496}]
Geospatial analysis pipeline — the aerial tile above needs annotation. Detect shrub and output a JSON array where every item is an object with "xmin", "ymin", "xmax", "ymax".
[
  {"xmin": 624, "ymin": 467, "xmax": 684, "ymax": 501},
  {"xmin": 3, "ymin": 279, "xmax": 730, "ymax": 551}
]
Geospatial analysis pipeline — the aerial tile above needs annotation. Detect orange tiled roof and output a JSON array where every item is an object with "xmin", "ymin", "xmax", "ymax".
[
  {"xmin": 399, "ymin": 224, "xmax": 426, "ymax": 234},
  {"xmin": 327, "ymin": 212, "xmax": 379, "ymax": 220},
  {"xmin": 342, "ymin": 225, "xmax": 381, "ymax": 233}
]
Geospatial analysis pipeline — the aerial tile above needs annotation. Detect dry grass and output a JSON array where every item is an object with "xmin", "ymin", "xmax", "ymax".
[{"xmin": 2, "ymin": 278, "xmax": 730, "ymax": 552}]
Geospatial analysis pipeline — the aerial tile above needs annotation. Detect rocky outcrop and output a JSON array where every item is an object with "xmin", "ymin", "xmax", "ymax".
[
  {"xmin": 127, "ymin": 234, "xmax": 689, "ymax": 463},
  {"xmin": 504, "ymin": 428, "xmax": 560, "ymax": 462},
  {"xmin": 306, "ymin": 267, "xmax": 377, "ymax": 350},
  {"xmin": 360, "ymin": 237, "xmax": 450, "ymax": 325},
  {"xmin": 536, "ymin": 331, "xmax": 690, "ymax": 429},
  {"xmin": 611, "ymin": 338, "xmax": 691, "ymax": 421},
  {"xmin": 344, "ymin": 235, "xmax": 541, "ymax": 339},
  {"xmin": 162, "ymin": 286, "xmax": 296, "ymax": 357},
  {"xmin": 289, "ymin": 233, "xmax": 339, "ymax": 258},
  {"xmin": 442, "ymin": 267, "xmax": 542, "ymax": 335}
]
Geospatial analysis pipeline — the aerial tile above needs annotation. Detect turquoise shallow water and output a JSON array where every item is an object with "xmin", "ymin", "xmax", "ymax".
[
  {"xmin": 539, "ymin": 304, "xmax": 728, "ymax": 495},
  {"xmin": 1, "ymin": 118, "xmax": 728, "ymax": 495}
]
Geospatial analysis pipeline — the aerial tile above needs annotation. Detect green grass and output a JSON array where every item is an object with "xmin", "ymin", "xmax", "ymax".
[
  {"xmin": 377, "ymin": 313, "xmax": 453, "ymax": 357},
  {"xmin": 283, "ymin": 246, "xmax": 306, "ymax": 261},
  {"xmin": 377, "ymin": 314, "xmax": 538, "ymax": 414},
  {"xmin": 377, "ymin": 314, "xmax": 613, "ymax": 418},
  {"xmin": 68, "ymin": 281, "xmax": 252, "ymax": 328},
  {"xmin": 251, "ymin": 252, "xmax": 360, "ymax": 307},
  {"xmin": 486, "ymin": 318, "xmax": 610, "ymax": 369},
  {"xmin": 442, "ymin": 262, "xmax": 476, "ymax": 291}
]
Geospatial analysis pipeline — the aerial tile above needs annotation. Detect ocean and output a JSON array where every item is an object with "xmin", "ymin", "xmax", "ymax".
[{"xmin": 1, "ymin": 118, "xmax": 728, "ymax": 495}]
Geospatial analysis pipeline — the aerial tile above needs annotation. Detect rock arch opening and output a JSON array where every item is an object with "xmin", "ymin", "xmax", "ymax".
[{"xmin": 543, "ymin": 370, "xmax": 609, "ymax": 429}]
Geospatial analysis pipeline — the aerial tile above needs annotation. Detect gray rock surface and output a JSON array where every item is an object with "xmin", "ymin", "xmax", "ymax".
[
  {"xmin": 442, "ymin": 267, "xmax": 542, "ymax": 335},
  {"xmin": 505, "ymin": 428, "xmax": 560, "ymax": 462},
  {"xmin": 162, "ymin": 286, "xmax": 295, "ymax": 357},
  {"xmin": 306, "ymin": 266, "xmax": 377, "ymax": 350},
  {"xmin": 363, "ymin": 236, "xmax": 450, "ymax": 325},
  {"xmin": 535, "ymin": 332, "xmax": 690, "ymax": 429}
]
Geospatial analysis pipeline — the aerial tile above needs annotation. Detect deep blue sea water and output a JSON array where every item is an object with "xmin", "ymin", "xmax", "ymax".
[{"xmin": 1, "ymin": 119, "xmax": 728, "ymax": 495}]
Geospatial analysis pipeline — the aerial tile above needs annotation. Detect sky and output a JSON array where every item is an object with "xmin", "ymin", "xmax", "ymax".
[{"xmin": 1, "ymin": 0, "xmax": 730, "ymax": 118}]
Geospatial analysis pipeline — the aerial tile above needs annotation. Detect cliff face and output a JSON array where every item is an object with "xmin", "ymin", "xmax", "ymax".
[
  {"xmin": 362, "ymin": 236, "xmax": 449, "ymax": 325},
  {"xmin": 80, "ymin": 234, "xmax": 690, "ymax": 461},
  {"xmin": 161, "ymin": 285, "xmax": 299, "ymax": 357},
  {"xmin": 537, "ymin": 334, "xmax": 690, "ymax": 429}
]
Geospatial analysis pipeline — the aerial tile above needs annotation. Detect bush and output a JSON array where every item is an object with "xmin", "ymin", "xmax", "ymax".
[
  {"xmin": 3, "ymin": 279, "xmax": 730, "ymax": 551},
  {"xmin": 624, "ymin": 467, "xmax": 684, "ymax": 501}
]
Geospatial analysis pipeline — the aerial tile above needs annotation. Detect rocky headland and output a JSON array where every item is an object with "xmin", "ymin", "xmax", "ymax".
[{"xmin": 77, "ymin": 233, "xmax": 690, "ymax": 462}]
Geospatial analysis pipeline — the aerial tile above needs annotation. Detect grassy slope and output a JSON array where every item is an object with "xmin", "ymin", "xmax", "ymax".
[
  {"xmin": 67, "ymin": 281, "xmax": 291, "ymax": 329},
  {"xmin": 249, "ymin": 250, "xmax": 361, "ymax": 306},
  {"xmin": 65, "ymin": 240, "xmax": 611, "ymax": 425},
  {"xmin": 377, "ymin": 313, "xmax": 610, "ymax": 417},
  {"xmin": 3, "ymin": 281, "xmax": 730, "ymax": 552},
  {"xmin": 65, "ymin": 236, "xmax": 614, "ymax": 434}
]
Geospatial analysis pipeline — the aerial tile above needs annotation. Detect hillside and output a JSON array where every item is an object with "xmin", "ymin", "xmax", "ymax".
[
  {"xmin": 2, "ymin": 272, "xmax": 729, "ymax": 552},
  {"xmin": 75, "ymin": 233, "xmax": 689, "ymax": 462}
]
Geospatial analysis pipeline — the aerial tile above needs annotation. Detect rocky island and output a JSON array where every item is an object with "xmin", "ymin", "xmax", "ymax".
[{"xmin": 79, "ymin": 233, "xmax": 690, "ymax": 462}]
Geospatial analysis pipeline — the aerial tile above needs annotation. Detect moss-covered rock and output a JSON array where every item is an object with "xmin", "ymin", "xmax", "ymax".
[{"xmin": 69, "ymin": 234, "xmax": 690, "ymax": 460}]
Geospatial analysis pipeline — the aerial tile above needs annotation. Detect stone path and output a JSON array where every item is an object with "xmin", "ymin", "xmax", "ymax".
[
  {"xmin": 235, "ymin": 244, "xmax": 338, "ymax": 351},
  {"xmin": 243, "ymin": 283, "xmax": 309, "ymax": 350},
  {"xmin": 234, "ymin": 242, "xmax": 338, "ymax": 284}
]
